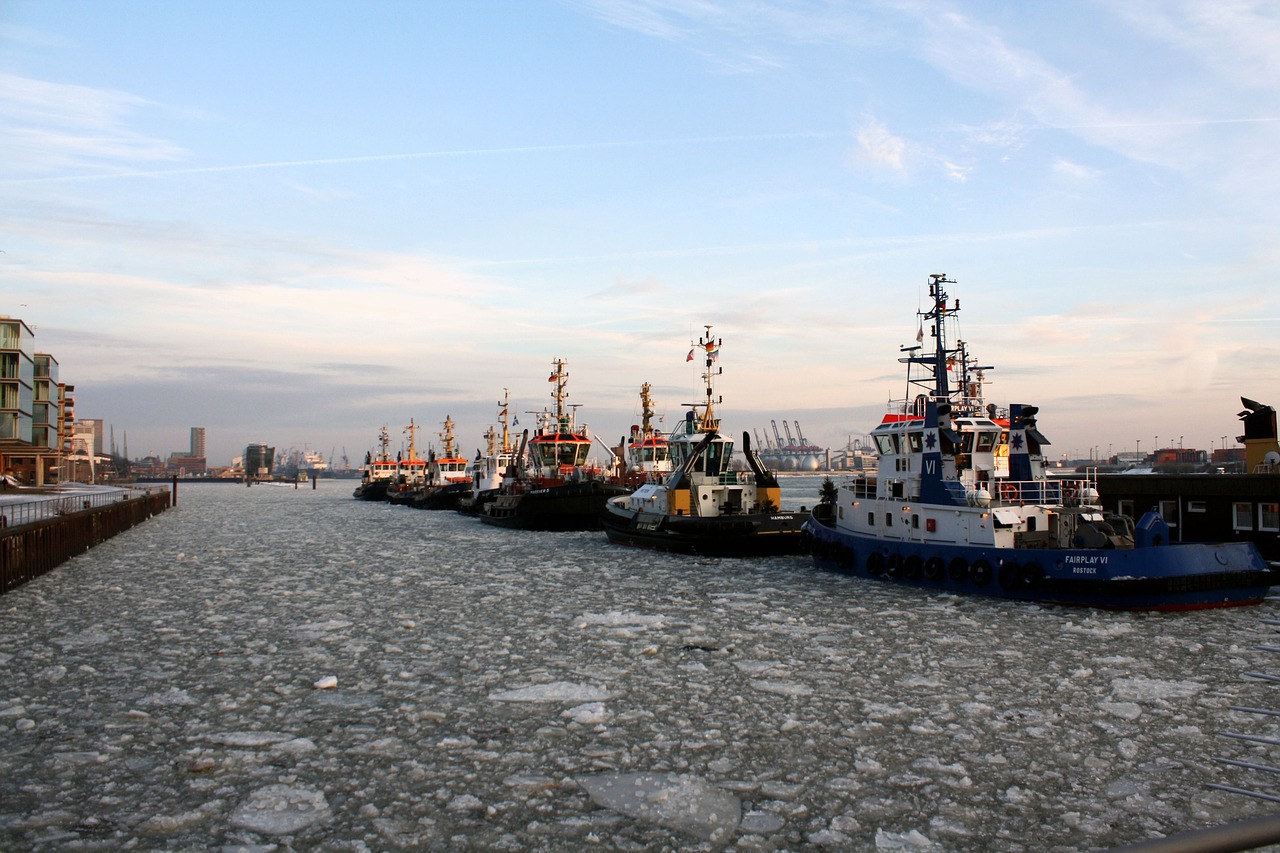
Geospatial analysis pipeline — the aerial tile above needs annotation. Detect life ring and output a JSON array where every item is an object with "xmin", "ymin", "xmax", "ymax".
[
  {"xmin": 1000, "ymin": 482, "xmax": 1020, "ymax": 503},
  {"xmin": 1021, "ymin": 562, "xmax": 1044, "ymax": 590},
  {"xmin": 947, "ymin": 557, "xmax": 968, "ymax": 583},
  {"xmin": 998, "ymin": 560, "xmax": 1020, "ymax": 590},
  {"xmin": 924, "ymin": 557, "xmax": 945, "ymax": 581},
  {"xmin": 886, "ymin": 554, "xmax": 903, "ymax": 577},
  {"xmin": 867, "ymin": 552, "xmax": 885, "ymax": 575},
  {"xmin": 970, "ymin": 559, "xmax": 993, "ymax": 586},
  {"xmin": 903, "ymin": 555, "xmax": 923, "ymax": 580}
]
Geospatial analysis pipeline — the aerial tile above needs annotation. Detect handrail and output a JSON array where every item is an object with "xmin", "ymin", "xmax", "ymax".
[{"xmin": 0, "ymin": 487, "xmax": 164, "ymax": 529}]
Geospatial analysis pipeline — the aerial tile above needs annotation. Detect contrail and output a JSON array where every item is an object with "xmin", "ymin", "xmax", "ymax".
[{"xmin": 0, "ymin": 131, "xmax": 845, "ymax": 186}]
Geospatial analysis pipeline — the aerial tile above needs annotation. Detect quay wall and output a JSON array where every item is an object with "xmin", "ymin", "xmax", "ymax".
[{"xmin": 0, "ymin": 490, "xmax": 172, "ymax": 594}]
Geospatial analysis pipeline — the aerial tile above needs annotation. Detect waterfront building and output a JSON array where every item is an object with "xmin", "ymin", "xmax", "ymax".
[
  {"xmin": 190, "ymin": 427, "xmax": 206, "ymax": 458},
  {"xmin": 0, "ymin": 317, "xmax": 76, "ymax": 485}
]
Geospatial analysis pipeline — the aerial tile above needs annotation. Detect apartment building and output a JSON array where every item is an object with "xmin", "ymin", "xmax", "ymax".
[{"xmin": 1, "ymin": 316, "xmax": 76, "ymax": 485}]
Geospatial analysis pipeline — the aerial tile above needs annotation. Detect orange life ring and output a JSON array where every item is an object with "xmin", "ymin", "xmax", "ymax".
[{"xmin": 1000, "ymin": 482, "xmax": 1020, "ymax": 502}]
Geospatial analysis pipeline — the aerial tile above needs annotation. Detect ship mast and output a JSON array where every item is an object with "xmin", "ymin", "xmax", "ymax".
[
  {"xmin": 377, "ymin": 425, "xmax": 391, "ymax": 462},
  {"xmin": 695, "ymin": 325, "xmax": 722, "ymax": 433},
  {"xmin": 499, "ymin": 387, "xmax": 513, "ymax": 452},
  {"xmin": 639, "ymin": 382, "xmax": 656, "ymax": 439},
  {"xmin": 549, "ymin": 358, "xmax": 571, "ymax": 433},
  {"xmin": 897, "ymin": 274, "xmax": 993, "ymax": 417},
  {"xmin": 404, "ymin": 419, "xmax": 421, "ymax": 462},
  {"xmin": 438, "ymin": 415, "xmax": 457, "ymax": 458}
]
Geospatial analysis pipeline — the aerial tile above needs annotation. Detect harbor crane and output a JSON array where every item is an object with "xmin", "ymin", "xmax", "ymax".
[{"xmin": 771, "ymin": 419, "xmax": 787, "ymax": 449}]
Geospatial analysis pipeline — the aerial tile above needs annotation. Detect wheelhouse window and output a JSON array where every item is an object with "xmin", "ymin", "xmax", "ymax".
[
  {"xmin": 976, "ymin": 431, "xmax": 998, "ymax": 452},
  {"xmin": 1260, "ymin": 502, "xmax": 1279, "ymax": 533},
  {"xmin": 1234, "ymin": 502, "xmax": 1253, "ymax": 531}
]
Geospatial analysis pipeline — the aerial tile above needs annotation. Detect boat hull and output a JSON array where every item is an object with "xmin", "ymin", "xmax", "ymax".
[
  {"xmin": 803, "ymin": 515, "xmax": 1276, "ymax": 610},
  {"xmin": 352, "ymin": 480, "xmax": 390, "ymax": 501},
  {"xmin": 412, "ymin": 482, "xmax": 470, "ymax": 511},
  {"xmin": 602, "ymin": 501, "xmax": 807, "ymax": 557},
  {"xmin": 479, "ymin": 481, "xmax": 629, "ymax": 531}
]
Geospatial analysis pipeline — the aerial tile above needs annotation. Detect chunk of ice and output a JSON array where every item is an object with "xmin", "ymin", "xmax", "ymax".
[
  {"xmin": 578, "ymin": 771, "xmax": 740, "ymax": 843},
  {"xmin": 229, "ymin": 784, "xmax": 332, "ymax": 835}
]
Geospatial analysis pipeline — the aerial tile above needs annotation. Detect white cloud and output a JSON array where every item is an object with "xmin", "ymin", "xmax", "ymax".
[
  {"xmin": 854, "ymin": 118, "xmax": 908, "ymax": 174},
  {"xmin": 0, "ymin": 73, "xmax": 186, "ymax": 175}
]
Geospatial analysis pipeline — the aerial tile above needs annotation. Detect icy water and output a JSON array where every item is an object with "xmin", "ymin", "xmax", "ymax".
[{"xmin": 2, "ymin": 477, "xmax": 1279, "ymax": 851}]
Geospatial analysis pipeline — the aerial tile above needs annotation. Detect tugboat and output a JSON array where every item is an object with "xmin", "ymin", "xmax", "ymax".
[
  {"xmin": 384, "ymin": 420, "xmax": 429, "ymax": 506},
  {"xmin": 620, "ymin": 382, "xmax": 673, "ymax": 487},
  {"xmin": 411, "ymin": 415, "xmax": 472, "ymax": 510},
  {"xmin": 601, "ymin": 327, "xmax": 807, "ymax": 557},
  {"xmin": 803, "ymin": 274, "xmax": 1275, "ymax": 610},
  {"xmin": 479, "ymin": 359, "xmax": 629, "ymax": 531},
  {"xmin": 353, "ymin": 425, "xmax": 399, "ymax": 501},
  {"xmin": 458, "ymin": 390, "xmax": 520, "ymax": 516}
]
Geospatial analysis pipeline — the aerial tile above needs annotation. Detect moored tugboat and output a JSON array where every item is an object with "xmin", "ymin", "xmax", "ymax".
[
  {"xmin": 601, "ymin": 327, "xmax": 807, "ymax": 557},
  {"xmin": 458, "ymin": 391, "xmax": 521, "ymax": 516},
  {"xmin": 410, "ymin": 415, "xmax": 473, "ymax": 510},
  {"xmin": 620, "ymin": 382, "xmax": 673, "ymax": 488},
  {"xmin": 353, "ymin": 425, "xmax": 399, "ymax": 501},
  {"xmin": 479, "ymin": 359, "xmax": 628, "ymax": 531},
  {"xmin": 803, "ymin": 274, "xmax": 1275, "ymax": 610},
  {"xmin": 384, "ymin": 420, "xmax": 429, "ymax": 506}
]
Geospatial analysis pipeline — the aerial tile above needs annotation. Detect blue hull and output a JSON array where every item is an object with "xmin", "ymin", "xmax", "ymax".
[{"xmin": 803, "ymin": 516, "xmax": 1276, "ymax": 611}]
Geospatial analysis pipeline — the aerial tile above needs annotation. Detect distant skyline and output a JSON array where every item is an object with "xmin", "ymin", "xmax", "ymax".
[{"xmin": 4, "ymin": 1, "xmax": 1279, "ymax": 465}]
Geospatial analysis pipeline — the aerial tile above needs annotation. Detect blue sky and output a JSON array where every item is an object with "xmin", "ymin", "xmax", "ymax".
[{"xmin": 3, "ymin": 1, "xmax": 1278, "ymax": 466}]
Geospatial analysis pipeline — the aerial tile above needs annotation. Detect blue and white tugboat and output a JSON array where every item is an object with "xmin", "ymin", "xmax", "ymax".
[
  {"xmin": 601, "ymin": 327, "xmax": 807, "ymax": 556},
  {"xmin": 803, "ymin": 274, "xmax": 1275, "ymax": 610}
]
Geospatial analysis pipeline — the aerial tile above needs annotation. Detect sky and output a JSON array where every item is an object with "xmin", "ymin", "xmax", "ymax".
[{"xmin": 3, "ymin": 0, "xmax": 1279, "ymax": 467}]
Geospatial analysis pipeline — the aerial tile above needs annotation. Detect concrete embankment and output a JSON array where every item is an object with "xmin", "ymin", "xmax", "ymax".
[{"xmin": 0, "ymin": 488, "xmax": 172, "ymax": 594}]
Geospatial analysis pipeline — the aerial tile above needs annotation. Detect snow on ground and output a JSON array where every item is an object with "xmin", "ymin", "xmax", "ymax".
[{"xmin": 0, "ymin": 478, "xmax": 1277, "ymax": 850}]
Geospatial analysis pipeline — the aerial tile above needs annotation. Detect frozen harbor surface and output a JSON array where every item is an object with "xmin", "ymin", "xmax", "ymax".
[{"xmin": 1, "ymin": 477, "xmax": 1278, "ymax": 851}]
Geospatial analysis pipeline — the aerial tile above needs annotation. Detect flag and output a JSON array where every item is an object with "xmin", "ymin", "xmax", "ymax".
[
  {"xmin": 548, "ymin": 372, "xmax": 556, "ymax": 382},
  {"xmin": 916, "ymin": 323, "xmax": 923, "ymax": 344},
  {"xmin": 513, "ymin": 415, "xmax": 519, "ymax": 425},
  {"xmin": 686, "ymin": 348, "xmax": 695, "ymax": 362},
  {"xmin": 704, "ymin": 341, "xmax": 717, "ymax": 354}
]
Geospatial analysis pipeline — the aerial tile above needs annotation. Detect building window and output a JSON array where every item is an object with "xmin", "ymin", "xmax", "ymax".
[
  {"xmin": 1234, "ymin": 502, "xmax": 1254, "ymax": 531},
  {"xmin": 1187, "ymin": 500, "xmax": 1206, "ymax": 513},
  {"xmin": 1159, "ymin": 500, "xmax": 1178, "ymax": 526},
  {"xmin": 1118, "ymin": 499, "xmax": 1134, "ymax": 518},
  {"xmin": 1260, "ymin": 503, "xmax": 1280, "ymax": 533}
]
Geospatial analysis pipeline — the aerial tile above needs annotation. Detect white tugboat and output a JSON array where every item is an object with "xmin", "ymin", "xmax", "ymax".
[{"xmin": 601, "ymin": 327, "xmax": 806, "ymax": 557}]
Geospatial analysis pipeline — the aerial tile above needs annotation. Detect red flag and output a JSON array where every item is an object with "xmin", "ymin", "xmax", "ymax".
[
  {"xmin": 686, "ymin": 349, "xmax": 695, "ymax": 362},
  {"xmin": 548, "ymin": 372, "xmax": 556, "ymax": 382}
]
